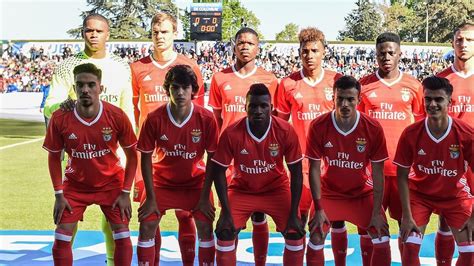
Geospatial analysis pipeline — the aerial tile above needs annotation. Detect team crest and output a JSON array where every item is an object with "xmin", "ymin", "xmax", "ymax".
[
  {"xmin": 191, "ymin": 129, "xmax": 202, "ymax": 143},
  {"xmin": 324, "ymin": 87, "xmax": 333, "ymax": 101},
  {"xmin": 269, "ymin": 143, "xmax": 279, "ymax": 157},
  {"xmin": 449, "ymin": 144, "xmax": 460, "ymax": 159},
  {"xmin": 102, "ymin": 127, "xmax": 113, "ymax": 142},
  {"xmin": 356, "ymin": 138, "xmax": 367, "ymax": 153},
  {"xmin": 401, "ymin": 88, "xmax": 411, "ymax": 102}
]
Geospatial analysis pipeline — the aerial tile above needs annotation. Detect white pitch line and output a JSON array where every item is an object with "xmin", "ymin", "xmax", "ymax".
[{"xmin": 0, "ymin": 137, "xmax": 44, "ymax": 151}]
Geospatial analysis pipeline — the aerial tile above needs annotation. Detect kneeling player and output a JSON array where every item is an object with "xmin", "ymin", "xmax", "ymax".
[
  {"xmin": 306, "ymin": 76, "xmax": 391, "ymax": 266},
  {"xmin": 395, "ymin": 76, "xmax": 474, "ymax": 266},
  {"xmin": 136, "ymin": 65, "xmax": 218, "ymax": 266},
  {"xmin": 43, "ymin": 63, "xmax": 137, "ymax": 266},
  {"xmin": 211, "ymin": 83, "xmax": 306, "ymax": 265}
]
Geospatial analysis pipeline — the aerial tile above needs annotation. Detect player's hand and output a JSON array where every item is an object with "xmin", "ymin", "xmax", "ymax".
[
  {"xmin": 368, "ymin": 213, "xmax": 389, "ymax": 241},
  {"xmin": 459, "ymin": 213, "xmax": 474, "ymax": 244},
  {"xmin": 309, "ymin": 209, "xmax": 330, "ymax": 240},
  {"xmin": 59, "ymin": 98, "xmax": 75, "ymax": 112},
  {"xmin": 215, "ymin": 212, "xmax": 236, "ymax": 240},
  {"xmin": 137, "ymin": 197, "xmax": 160, "ymax": 222},
  {"xmin": 400, "ymin": 216, "xmax": 421, "ymax": 242},
  {"xmin": 193, "ymin": 198, "xmax": 216, "ymax": 221},
  {"xmin": 53, "ymin": 193, "xmax": 72, "ymax": 225},
  {"xmin": 283, "ymin": 214, "xmax": 306, "ymax": 239},
  {"xmin": 112, "ymin": 191, "xmax": 132, "ymax": 222}
]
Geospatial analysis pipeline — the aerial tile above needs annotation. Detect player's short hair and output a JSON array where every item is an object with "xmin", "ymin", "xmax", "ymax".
[
  {"xmin": 453, "ymin": 21, "xmax": 474, "ymax": 37},
  {"xmin": 334, "ymin": 75, "xmax": 361, "ymax": 93},
  {"xmin": 246, "ymin": 83, "xmax": 271, "ymax": 101},
  {"xmin": 298, "ymin": 27, "xmax": 327, "ymax": 47},
  {"xmin": 151, "ymin": 12, "xmax": 177, "ymax": 32},
  {"xmin": 422, "ymin": 76, "xmax": 453, "ymax": 97},
  {"xmin": 73, "ymin": 63, "xmax": 102, "ymax": 82},
  {"xmin": 82, "ymin": 13, "xmax": 110, "ymax": 30},
  {"xmin": 376, "ymin": 32, "xmax": 401, "ymax": 46},
  {"xmin": 163, "ymin": 65, "xmax": 199, "ymax": 96},
  {"xmin": 235, "ymin": 27, "xmax": 259, "ymax": 42}
]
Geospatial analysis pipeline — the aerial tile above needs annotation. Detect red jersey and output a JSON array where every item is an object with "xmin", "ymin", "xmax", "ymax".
[
  {"xmin": 393, "ymin": 117, "xmax": 473, "ymax": 201},
  {"xmin": 306, "ymin": 111, "xmax": 389, "ymax": 199},
  {"xmin": 43, "ymin": 101, "xmax": 137, "ymax": 192},
  {"xmin": 208, "ymin": 66, "xmax": 278, "ymax": 131},
  {"xmin": 212, "ymin": 116, "xmax": 303, "ymax": 193},
  {"xmin": 359, "ymin": 72, "xmax": 424, "ymax": 176},
  {"xmin": 437, "ymin": 66, "xmax": 474, "ymax": 125},
  {"xmin": 137, "ymin": 103, "xmax": 218, "ymax": 189},
  {"xmin": 131, "ymin": 53, "xmax": 205, "ymax": 129}
]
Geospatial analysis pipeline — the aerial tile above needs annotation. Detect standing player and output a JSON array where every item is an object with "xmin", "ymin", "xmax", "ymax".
[
  {"xmin": 306, "ymin": 76, "xmax": 391, "ymax": 266},
  {"xmin": 208, "ymin": 27, "xmax": 278, "ymax": 265},
  {"xmin": 211, "ymin": 84, "xmax": 306, "ymax": 265},
  {"xmin": 135, "ymin": 65, "xmax": 217, "ymax": 266},
  {"xmin": 433, "ymin": 22, "xmax": 474, "ymax": 265},
  {"xmin": 358, "ymin": 32, "xmax": 424, "ymax": 260},
  {"xmin": 43, "ymin": 13, "xmax": 133, "ymax": 265},
  {"xmin": 130, "ymin": 12, "xmax": 205, "ymax": 264},
  {"xmin": 43, "ymin": 63, "xmax": 137, "ymax": 266},
  {"xmin": 394, "ymin": 76, "xmax": 474, "ymax": 265},
  {"xmin": 275, "ymin": 27, "xmax": 345, "ymax": 264}
]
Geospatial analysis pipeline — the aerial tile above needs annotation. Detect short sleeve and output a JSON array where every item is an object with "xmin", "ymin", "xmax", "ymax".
[
  {"xmin": 211, "ymin": 129, "xmax": 233, "ymax": 167},
  {"xmin": 393, "ymin": 128, "xmax": 413, "ymax": 168},
  {"xmin": 137, "ymin": 115, "xmax": 157, "ymax": 153}
]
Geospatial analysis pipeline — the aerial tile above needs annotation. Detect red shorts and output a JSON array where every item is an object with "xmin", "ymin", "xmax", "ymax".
[
  {"xmin": 410, "ymin": 191, "xmax": 471, "ymax": 229},
  {"xmin": 382, "ymin": 175, "xmax": 402, "ymax": 221},
  {"xmin": 140, "ymin": 187, "xmax": 214, "ymax": 223},
  {"xmin": 60, "ymin": 188, "xmax": 128, "ymax": 225},
  {"xmin": 228, "ymin": 188, "xmax": 293, "ymax": 232},
  {"xmin": 311, "ymin": 194, "xmax": 387, "ymax": 232}
]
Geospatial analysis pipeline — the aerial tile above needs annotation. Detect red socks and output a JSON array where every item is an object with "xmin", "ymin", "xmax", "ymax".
[
  {"xmin": 52, "ymin": 229, "xmax": 73, "ymax": 266},
  {"xmin": 252, "ymin": 219, "xmax": 269, "ymax": 266},
  {"xmin": 306, "ymin": 241, "xmax": 325, "ymax": 266},
  {"xmin": 371, "ymin": 236, "xmax": 391, "ymax": 266},
  {"xmin": 456, "ymin": 242, "xmax": 474, "ymax": 266},
  {"xmin": 155, "ymin": 226, "xmax": 162, "ymax": 265},
  {"xmin": 283, "ymin": 237, "xmax": 305, "ymax": 266},
  {"xmin": 216, "ymin": 239, "xmax": 236, "ymax": 266},
  {"xmin": 137, "ymin": 238, "xmax": 155, "ymax": 266},
  {"xmin": 402, "ymin": 233, "xmax": 423, "ymax": 266},
  {"xmin": 176, "ymin": 210, "xmax": 197, "ymax": 266},
  {"xmin": 331, "ymin": 227, "xmax": 347, "ymax": 266},
  {"xmin": 359, "ymin": 234, "xmax": 373, "ymax": 266},
  {"xmin": 198, "ymin": 237, "xmax": 215, "ymax": 266},
  {"xmin": 435, "ymin": 230, "xmax": 454, "ymax": 266},
  {"xmin": 112, "ymin": 228, "xmax": 132, "ymax": 266}
]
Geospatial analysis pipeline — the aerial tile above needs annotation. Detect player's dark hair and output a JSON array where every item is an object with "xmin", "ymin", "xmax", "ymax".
[
  {"xmin": 246, "ymin": 83, "xmax": 271, "ymax": 101},
  {"xmin": 422, "ymin": 76, "xmax": 453, "ymax": 97},
  {"xmin": 453, "ymin": 21, "xmax": 474, "ymax": 37},
  {"xmin": 163, "ymin": 65, "xmax": 199, "ymax": 97},
  {"xmin": 82, "ymin": 13, "xmax": 110, "ymax": 30},
  {"xmin": 334, "ymin": 75, "xmax": 361, "ymax": 93},
  {"xmin": 73, "ymin": 63, "xmax": 102, "ymax": 81},
  {"xmin": 376, "ymin": 32, "xmax": 401, "ymax": 46},
  {"xmin": 235, "ymin": 27, "xmax": 259, "ymax": 42}
]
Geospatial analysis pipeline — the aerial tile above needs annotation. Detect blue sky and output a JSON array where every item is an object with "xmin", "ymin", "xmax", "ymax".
[{"xmin": 1, "ymin": 0, "xmax": 358, "ymax": 41}]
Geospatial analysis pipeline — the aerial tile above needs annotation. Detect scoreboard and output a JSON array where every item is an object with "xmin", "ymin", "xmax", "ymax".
[{"xmin": 190, "ymin": 3, "xmax": 222, "ymax": 41}]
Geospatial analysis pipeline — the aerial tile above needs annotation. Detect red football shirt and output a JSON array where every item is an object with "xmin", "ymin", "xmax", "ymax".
[
  {"xmin": 137, "ymin": 103, "xmax": 218, "ymax": 189},
  {"xmin": 209, "ymin": 66, "xmax": 278, "ymax": 132},
  {"xmin": 437, "ymin": 66, "xmax": 474, "ymax": 125},
  {"xmin": 212, "ymin": 116, "xmax": 303, "ymax": 193},
  {"xmin": 306, "ymin": 111, "xmax": 389, "ymax": 199},
  {"xmin": 393, "ymin": 117, "xmax": 473, "ymax": 200},
  {"xmin": 43, "ymin": 101, "xmax": 137, "ymax": 192},
  {"xmin": 131, "ymin": 53, "xmax": 205, "ymax": 129},
  {"xmin": 359, "ymin": 72, "xmax": 424, "ymax": 176}
]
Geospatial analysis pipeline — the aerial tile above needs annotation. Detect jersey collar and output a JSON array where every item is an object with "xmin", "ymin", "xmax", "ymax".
[
  {"xmin": 150, "ymin": 52, "xmax": 178, "ymax": 69},
  {"xmin": 425, "ymin": 116, "xmax": 452, "ymax": 143},
  {"xmin": 246, "ymin": 116, "xmax": 272, "ymax": 143},
  {"xmin": 300, "ymin": 68, "xmax": 324, "ymax": 87},
  {"xmin": 73, "ymin": 101, "xmax": 103, "ymax": 127},
  {"xmin": 166, "ymin": 102, "xmax": 194, "ymax": 128},
  {"xmin": 331, "ymin": 110, "xmax": 360, "ymax": 136},
  {"xmin": 451, "ymin": 65, "xmax": 474, "ymax": 79},
  {"xmin": 376, "ymin": 69, "xmax": 402, "ymax": 87},
  {"xmin": 232, "ymin": 65, "xmax": 257, "ymax": 79}
]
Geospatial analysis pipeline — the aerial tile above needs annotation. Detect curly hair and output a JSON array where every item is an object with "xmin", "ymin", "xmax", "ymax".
[{"xmin": 298, "ymin": 27, "xmax": 326, "ymax": 47}]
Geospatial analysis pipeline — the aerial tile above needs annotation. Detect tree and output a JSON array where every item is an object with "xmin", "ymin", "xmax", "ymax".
[
  {"xmin": 382, "ymin": 2, "xmax": 420, "ymax": 42},
  {"xmin": 338, "ymin": 0, "xmax": 383, "ymax": 41},
  {"xmin": 221, "ymin": 0, "xmax": 262, "ymax": 41},
  {"xmin": 275, "ymin": 23, "xmax": 299, "ymax": 42},
  {"xmin": 67, "ymin": 0, "xmax": 179, "ymax": 39}
]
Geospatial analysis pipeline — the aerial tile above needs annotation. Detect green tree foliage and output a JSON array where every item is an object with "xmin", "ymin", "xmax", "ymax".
[
  {"xmin": 67, "ymin": 0, "xmax": 179, "ymax": 39},
  {"xmin": 221, "ymin": 0, "xmax": 262, "ymax": 41},
  {"xmin": 338, "ymin": 0, "xmax": 383, "ymax": 41},
  {"xmin": 382, "ymin": 2, "xmax": 419, "ymax": 42},
  {"xmin": 275, "ymin": 23, "xmax": 299, "ymax": 42}
]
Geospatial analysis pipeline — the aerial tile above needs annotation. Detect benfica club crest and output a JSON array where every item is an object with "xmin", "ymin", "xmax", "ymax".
[
  {"xmin": 449, "ymin": 144, "xmax": 460, "ymax": 159},
  {"xmin": 191, "ymin": 129, "xmax": 202, "ymax": 143},
  {"xmin": 401, "ymin": 88, "xmax": 411, "ymax": 102},
  {"xmin": 356, "ymin": 138, "xmax": 367, "ymax": 153},
  {"xmin": 324, "ymin": 87, "xmax": 333, "ymax": 101},
  {"xmin": 102, "ymin": 127, "xmax": 113, "ymax": 142},
  {"xmin": 269, "ymin": 143, "xmax": 279, "ymax": 157}
]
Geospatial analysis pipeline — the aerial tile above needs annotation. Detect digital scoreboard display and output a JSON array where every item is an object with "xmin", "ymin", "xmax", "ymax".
[{"xmin": 190, "ymin": 3, "xmax": 222, "ymax": 41}]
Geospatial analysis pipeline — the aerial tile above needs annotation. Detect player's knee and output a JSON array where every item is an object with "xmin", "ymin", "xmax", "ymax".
[
  {"xmin": 139, "ymin": 221, "xmax": 159, "ymax": 240},
  {"xmin": 56, "ymin": 223, "xmax": 76, "ymax": 233},
  {"xmin": 175, "ymin": 210, "xmax": 194, "ymax": 222},
  {"xmin": 196, "ymin": 220, "xmax": 213, "ymax": 239},
  {"xmin": 331, "ymin": 221, "xmax": 345, "ymax": 228},
  {"xmin": 251, "ymin": 212, "xmax": 266, "ymax": 222},
  {"xmin": 216, "ymin": 229, "xmax": 235, "ymax": 241},
  {"xmin": 309, "ymin": 232, "xmax": 326, "ymax": 245},
  {"xmin": 109, "ymin": 222, "xmax": 128, "ymax": 232}
]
